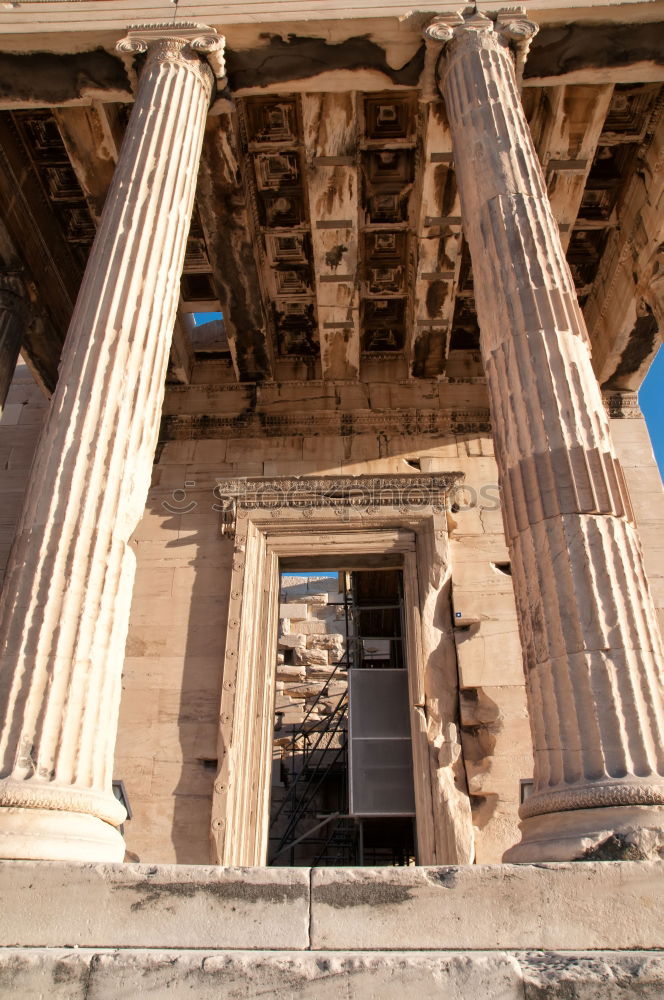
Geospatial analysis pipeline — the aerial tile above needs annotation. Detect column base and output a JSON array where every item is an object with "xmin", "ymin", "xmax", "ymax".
[
  {"xmin": 0, "ymin": 807, "xmax": 125, "ymax": 862},
  {"xmin": 503, "ymin": 804, "xmax": 664, "ymax": 863}
]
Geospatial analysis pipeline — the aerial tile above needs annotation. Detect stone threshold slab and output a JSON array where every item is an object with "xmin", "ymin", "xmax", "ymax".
[
  {"xmin": 2, "ymin": 949, "xmax": 664, "ymax": 999},
  {"xmin": 0, "ymin": 863, "xmax": 311, "ymax": 950},
  {"xmin": 309, "ymin": 862, "xmax": 664, "ymax": 950},
  {"xmin": 0, "ymin": 861, "xmax": 663, "ymax": 951}
]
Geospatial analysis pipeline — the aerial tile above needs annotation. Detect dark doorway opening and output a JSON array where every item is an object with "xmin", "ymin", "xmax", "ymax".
[{"xmin": 268, "ymin": 567, "xmax": 416, "ymax": 866}]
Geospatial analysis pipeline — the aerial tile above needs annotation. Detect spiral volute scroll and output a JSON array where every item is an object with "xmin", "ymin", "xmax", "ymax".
[{"xmin": 116, "ymin": 23, "xmax": 225, "ymax": 78}]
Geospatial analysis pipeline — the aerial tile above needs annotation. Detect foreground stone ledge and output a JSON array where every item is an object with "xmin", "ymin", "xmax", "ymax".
[
  {"xmin": 309, "ymin": 862, "xmax": 664, "ymax": 951},
  {"xmin": 1, "ymin": 861, "xmax": 663, "ymax": 952},
  {"xmin": 0, "ymin": 863, "xmax": 310, "ymax": 950},
  {"xmin": 1, "ymin": 949, "xmax": 664, "ymax": 999}
]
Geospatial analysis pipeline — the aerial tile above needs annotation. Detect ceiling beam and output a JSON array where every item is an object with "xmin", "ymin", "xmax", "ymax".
[
  {"xmin": 52, "ymin": 103, "xmax": 121, "ymax": 223},
  {"xmin": 56, "ymin": 103, "xmax": 202, "ymax": 385},
  {"xmin": 0, "ymin": 218, "xmax": 58, "ymax": 397},
  {"xmin": 410, "ymin": 102, "xmax": 461, "ymax": 378},
  {"xmin": 534, "ymin": 83, "xmax": 613, "ymax": 251},
  {"xmin": 585, "ymin": 103, "xmax": 664, "ymax": 389},
  {"xmin": 301, "ymin": 93, "xmax": 360, "ymax": 380},
  {"xmin": 167, "ymin": 312, "xmax": 194, "ymax": 386},
  {"xmin": 0, "ymin": 112, "xmax": 86, "ymax": 391},
  {"xmin": 523, "ymin": 21, "xmax": 664, "ymax": 88},
  {"xmin": 197, "ymin": 114, "xmax": 274, "ymax": 383}
]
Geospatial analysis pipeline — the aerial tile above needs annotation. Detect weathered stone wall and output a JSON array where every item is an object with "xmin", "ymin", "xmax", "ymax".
[
  {"xmin": 115, "ymin": 424, "xmax": 530, "ymax": 865},
  {"xmin": 1, "ymin": 367, "xmax": 658, "ymax": 867},
  {"xmin": 114, "ymin": 450, "xmax": 232, "ymax": 865},
  {"xmin": 0, "ymin": 363, "xmax": 664, "ymax": 864},
  {"xmin": 445, "ymin": 447, "xmax": 531, "ymax": 861},
  {"xmin": 611, "ymin": 411, "xmax": 664, "ymax": 636}
]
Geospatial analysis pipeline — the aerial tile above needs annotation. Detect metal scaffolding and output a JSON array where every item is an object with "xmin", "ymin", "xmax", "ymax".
[{"xmin": 268, "ymin": 570, "xmax": 415, "ymax": 867}]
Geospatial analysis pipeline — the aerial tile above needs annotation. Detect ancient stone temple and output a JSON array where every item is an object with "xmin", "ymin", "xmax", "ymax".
[{"xmin": 0, "ymin": 0, "xmax": 662, "ymax": 994}]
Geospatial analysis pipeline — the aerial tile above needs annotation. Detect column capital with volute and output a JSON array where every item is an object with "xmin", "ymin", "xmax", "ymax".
[
  {"xmin": 425, "ymin": 8, "xmax": 538, "ymax": 85},
  {"xmin": 117, "ymin": 22, "xmax": 226, "ymax": 87},
  {"xmin": 0, "ymin": 14, "xmax": 220, "ymax": 862},
  {"xmin": 423, "ymin": 6, "xmax": 664, "ymax": 862}
]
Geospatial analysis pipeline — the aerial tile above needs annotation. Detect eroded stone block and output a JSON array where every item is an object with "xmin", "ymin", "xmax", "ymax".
[
  {"xmin": 278, "ymin": 634, "xmax": 307, "ymax": 650},
  {"xmin": 297, "ymin": 620, "xmax": 327, "ymax": 635},
  {"xmin": 0, "ymin": 949, "xmax": 526, "ymax": 999},
  {"xmin": 276, "ymin": 665, "xmax": 307, "ymax": 682},
  {"xmin": 293, "ymin": 646, "xmax": 329, "ymax": 667},
  {"xmin": 280, "ymin": 604, "xmax": 308, "ymax": 620},
  {"xmin": 308, "ymin": 633, "xmax": 345, "ymax": 651}
]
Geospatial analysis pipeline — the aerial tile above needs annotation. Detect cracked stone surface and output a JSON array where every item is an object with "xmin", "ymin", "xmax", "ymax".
[
  {"xmin": 1, "ymin": 860, "xmax": 663, "ymax": 953},
  {"xmin": 1, "ymin": 949, "xmax": 664, "ymax": 999}
]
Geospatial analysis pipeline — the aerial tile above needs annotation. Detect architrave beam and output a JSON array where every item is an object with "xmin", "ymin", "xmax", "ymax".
[
  {"xmin": 302, "ymin": 92, "xmax": 360, "ymax": 380},
  {"xmin": 410, "ymin": 102, "xmax": 461, "ymax": 378},
  {"xmin": 52, "ymin": 103, "xmax": 121, "ymax": 223},
  {"xmin": 534, "ymin": 83, "xmax": 614, "ymax": 251},
  {"xmin": 197, "ymin": 114, "xmax": 274, "ymax": 384},
  {"xmin": 585, "ymin": 104, "xmax": 664, "ymax": 388}
]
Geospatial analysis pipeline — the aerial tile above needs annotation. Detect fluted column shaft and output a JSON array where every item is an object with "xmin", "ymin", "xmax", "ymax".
[
  {"xmin": 427, "ymin": 10, "xmax": 664, "ymax": 860},
  {"xmin": 0, "ymin": 276, "xmax": 29, "ymax": 417},
  {"xmin": 0, "ymin": 24, "xmax": 220, "ymax": 861}
]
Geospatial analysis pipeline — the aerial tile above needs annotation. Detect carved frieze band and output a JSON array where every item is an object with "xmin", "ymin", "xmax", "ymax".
[
  {"xmin": 161, "ymin": 408, "xmax": 492, "ymax": 440},
  {"xmin": 214, "ymin": 473, "xmax": 463, "ymax": 538},
  {"xmin": 602, "ymin": 390, "xmax": 643, "ymax": 419}
]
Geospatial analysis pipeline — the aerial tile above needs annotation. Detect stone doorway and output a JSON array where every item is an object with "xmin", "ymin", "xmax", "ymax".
[
  {"xmin": 268, "ymin": 567, "xmax": 417, "ymax": 866},
  {"xmin": 210, "ymin": 474, "xmax": 473, "ymax": 867}
]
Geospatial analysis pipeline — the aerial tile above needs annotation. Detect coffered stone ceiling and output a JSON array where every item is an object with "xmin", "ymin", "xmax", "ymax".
[{"xmin": 0, "ymin": 15, "xmax": 662, "ymax": 397}]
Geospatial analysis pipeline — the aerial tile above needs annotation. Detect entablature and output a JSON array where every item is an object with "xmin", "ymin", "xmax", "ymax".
[{"xmin": 0, "ymin": 5, "xmax": 661, "ymax": 398}]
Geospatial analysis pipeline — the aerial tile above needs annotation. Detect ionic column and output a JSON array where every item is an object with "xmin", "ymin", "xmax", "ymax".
[
  {"xmin": 426, "ymin": 9, "xmax": 664, "ymax": 861},
  {"xmin": 0, "ymin": 23, "xmax": 221, "ymax": 861},
  {"xmin": 0, "ymin": 276, "xmax": 29, "ymax": 417}
]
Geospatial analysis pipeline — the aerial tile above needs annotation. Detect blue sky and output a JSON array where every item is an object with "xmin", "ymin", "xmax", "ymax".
[
  {"xmin": 193, "ymin": 312, "xmax": 222, "ymax": 325},
  {"xmin": 639, "ymin": 346, "xmax": 664, "ymax": 478}
]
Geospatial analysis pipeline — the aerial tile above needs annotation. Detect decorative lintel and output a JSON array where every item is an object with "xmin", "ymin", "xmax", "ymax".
[{"xmin": 212, "ymin": 473, "xmax": 464, "ymax": 538}]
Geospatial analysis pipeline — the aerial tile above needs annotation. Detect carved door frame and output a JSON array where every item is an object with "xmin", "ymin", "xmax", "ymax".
[{"xmin": 209, "ymin": 474, "xmax": 473, "ymax": 866}]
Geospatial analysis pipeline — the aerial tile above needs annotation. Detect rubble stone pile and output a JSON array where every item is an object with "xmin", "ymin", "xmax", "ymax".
[{"xmin": 275, "ymin": 575, "xmax": 349, "ymax": 729}]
